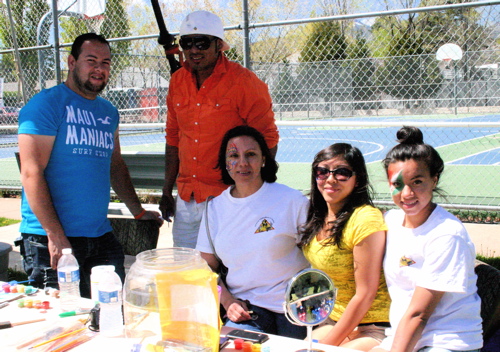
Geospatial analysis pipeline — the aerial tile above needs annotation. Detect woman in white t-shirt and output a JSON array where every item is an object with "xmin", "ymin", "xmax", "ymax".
[
  {"xmin": 371, "ymin": 126, "xmax": 482, "ymax": 352},
  {"xmin": 196, "ymin": 125, "xmax": 310, "ymax": 338}
]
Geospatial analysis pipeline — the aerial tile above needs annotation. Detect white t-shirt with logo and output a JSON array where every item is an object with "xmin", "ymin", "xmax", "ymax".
[
  {"xmin": 196, "ymin": 181, "xmax": 310, "ymax": 312},
  {"xmin": 380, "ymin": 206, "xmax": 482, "ymax": 351}
]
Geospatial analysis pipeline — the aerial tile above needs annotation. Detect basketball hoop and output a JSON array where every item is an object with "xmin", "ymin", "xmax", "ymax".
[
  {"xmin": 82, "ymin": 14, "xmax": 105, "ymax": 34},
  {"xmin": 55, "ymin": 0, "xmax": 106, "ymax": 33},
  {"xmin": 436, "ymin": 43, "xmax": 463, "ymax": 62},
  {"xmin": 442, "ymin": 57, "xmax": 452, "ymax": 69},
  {"xmin": 55, "ymin": 0, "xmax": 106, "ymax": 18},
  {"xmin": 436, "ymin": 43, "xmax": 462, "ymax": 116}
]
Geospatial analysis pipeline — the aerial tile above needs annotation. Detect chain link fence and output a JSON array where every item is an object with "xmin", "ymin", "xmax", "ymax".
[{"xmin": 1, "ymin": 0, "xmax": 499, "ymax": 214}]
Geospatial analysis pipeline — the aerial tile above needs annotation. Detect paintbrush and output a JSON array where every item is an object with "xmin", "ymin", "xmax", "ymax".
[
  {"xmin": 27, "ymin": 327, "xmax": 87, "ymax": 349},
  {"xmin": 0, "ymin": 318, "xmax": 46, "ymax": 329}
]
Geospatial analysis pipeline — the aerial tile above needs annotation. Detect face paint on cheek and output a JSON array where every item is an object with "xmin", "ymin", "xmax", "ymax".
[
  {"xmin": 389, "ymin": 169, "xmax": 404, "ymax": 196},
  {"xmin": 226, "ymin": 159, "xmax": 237, "ymax": 171},
  {"xmin": 225, "ymin": 143, "xmax": 238, "ymax": 172}
]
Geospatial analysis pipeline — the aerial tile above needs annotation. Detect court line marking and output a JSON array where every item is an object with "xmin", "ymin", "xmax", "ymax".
[
  {"xmin": 433, "ymin": 131, "xmax": 499, "ymax": 149},
  {"xmin": 280, "ymin": 137, "xmax": 385, "ymax": 155},
  {"xmin": 447, "ymin": 147, "xmax": 500, "ymax": 164}
]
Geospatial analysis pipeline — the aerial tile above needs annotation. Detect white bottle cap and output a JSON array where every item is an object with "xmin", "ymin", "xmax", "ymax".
[{"xmin": 62, "ymin": 248, "xmax": 72, "ymax": 255}]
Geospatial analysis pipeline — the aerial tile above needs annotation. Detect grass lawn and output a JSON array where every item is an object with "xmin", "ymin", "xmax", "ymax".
[{"xmin": 0, "ymin": 217, "xmax": 20, "ymax": 227}]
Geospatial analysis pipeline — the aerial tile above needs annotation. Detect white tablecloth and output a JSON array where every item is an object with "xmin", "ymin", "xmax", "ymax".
[{"xmin": 1, "ymin": 290, "xmax": 360, "ymax": 352}]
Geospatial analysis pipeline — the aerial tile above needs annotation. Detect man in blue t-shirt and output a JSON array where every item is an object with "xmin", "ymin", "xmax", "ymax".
[{"xmin": 17, "ymin": 33, "xmax": 163, "ymax": 298}]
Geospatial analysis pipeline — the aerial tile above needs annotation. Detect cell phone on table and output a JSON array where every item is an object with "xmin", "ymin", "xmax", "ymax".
[
  {"xmin": 226, "ymin": 329, "xmax": 269, "ymax": 344},
  {"xmin": 219, "ymin": 336, "xmax": 230, "ymax": 350}
]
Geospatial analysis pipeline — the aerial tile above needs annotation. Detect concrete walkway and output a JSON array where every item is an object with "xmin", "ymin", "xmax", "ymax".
[{"xmin": 1, "ymin": 197, "xmax": 499, "ymax": 272}]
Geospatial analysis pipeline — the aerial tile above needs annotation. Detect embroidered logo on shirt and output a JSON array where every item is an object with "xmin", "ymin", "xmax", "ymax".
[
  {"xmin": 97, "ymin": 116, "xmax": 112, "ymax": 124},
  {"xmin": 255, "ymin": 218, "xmax": 275, "ymax": 233},
  {"xmin": 399, "ymin": 256, "xmax": 416, "ymax": 267}
]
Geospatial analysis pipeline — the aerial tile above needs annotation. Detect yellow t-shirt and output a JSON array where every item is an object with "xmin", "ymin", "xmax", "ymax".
[{"xmin": 302, "ymin": 205, "xmax": 390, "ymax": 323}]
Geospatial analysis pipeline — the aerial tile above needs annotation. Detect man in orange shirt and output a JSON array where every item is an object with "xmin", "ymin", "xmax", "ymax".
[{"xmin": 160, "ymin": 10, "xmax": 279, "ymax": 248}]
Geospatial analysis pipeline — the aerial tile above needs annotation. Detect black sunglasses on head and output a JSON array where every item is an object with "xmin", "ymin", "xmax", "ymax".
[
  {"xmin": 314, "ymin": 166, "xmax": 355, "ymax": 181},
  {"xmin": 179, "ymin": 36, "xmax": 217, "ymax": 51}
]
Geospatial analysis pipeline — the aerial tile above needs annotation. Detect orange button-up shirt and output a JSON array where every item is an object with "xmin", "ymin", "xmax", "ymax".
[{"xmin": 166, "ymin": 54, "xmax": 279, "ymax": 203}]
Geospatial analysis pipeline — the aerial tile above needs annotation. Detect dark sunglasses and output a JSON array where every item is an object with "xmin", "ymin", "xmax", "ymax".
[
  {"xmin": 179, "ymin": 36, "xmax": 217, "ymax": 51},
  {"xmin": 314, "ymin": 166, "xmax": 355, "ymax": 181}
]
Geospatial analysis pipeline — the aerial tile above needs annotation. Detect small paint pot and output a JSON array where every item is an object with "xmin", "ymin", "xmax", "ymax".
[
  {"xmin": 252, "ymin": 343, "xmax": 261, "ymax": 352},
  {"xmin": 243, "ymin": 341, "xmax": 253, "ymax": 352},
  {"xmin": 234, "ymin": 339, "xmax": 244, "ymax": 350}
]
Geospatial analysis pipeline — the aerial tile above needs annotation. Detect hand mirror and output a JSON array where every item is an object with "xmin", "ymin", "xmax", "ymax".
[{"xmin": 283, "ymin": 268, "xmax": 337, "ymax": 352}]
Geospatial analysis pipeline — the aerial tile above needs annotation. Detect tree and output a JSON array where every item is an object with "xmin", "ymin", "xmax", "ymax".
[
  {"xmin": 225, "ymin": 47, "xmax": 244, "ymax": 63},
  {"xmin": 224, "ymin": 0, "xmax": 312, "ymax": 65},
  {"xmin": 373, "ymin": 29, "xmax": 441, "ymax": 101},
  {"xmin": 370, "ymin": 15, "xmax": 399, "ymax": 58},
  {"xmin": 273, "ymin": 59, "xmax": 299, "ymax": 108},
  {"xmin": 60, "ymin": 0, "xmax": 131, "ymax": 73},
  {"xmin": 349, "ymin": 35, "xmax": 377, "ymax": 105},
  {"xmin": 299, "ymin": 21, "xmax": 348, "ymax": 62},
  {"xmin": 318, "ymin": 0, "xmax": 362, "ymax": 35},
  {"xmin": 0, "ymin": 0, "xmax": 50, "ymax": 99},
  {"xmin": 371, "ymin": 0, "xmax": 489, "ymax": 100},
  {"xmin": 418, "ymin": 0, "xmax": 489, "ymax": 81},
  {"xmin": 370, "ymin": 0, "xmax": 459, "ymax": 101}
]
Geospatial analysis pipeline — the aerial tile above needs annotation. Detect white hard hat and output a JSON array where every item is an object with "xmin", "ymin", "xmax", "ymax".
[{"xmin": 179, "ymin": 11, "xmax": 230, "ymax": 51}]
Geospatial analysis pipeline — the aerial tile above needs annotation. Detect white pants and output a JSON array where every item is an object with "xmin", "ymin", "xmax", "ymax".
[{"xmin": 172, "ymin": 196, "xmax": 206, "ymax": 249}]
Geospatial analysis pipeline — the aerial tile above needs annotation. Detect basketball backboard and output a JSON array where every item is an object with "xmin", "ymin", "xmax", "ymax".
[
  {"xmin": 50, "ymin": 0, "xmax": 106, "ymax": 18},
  {"xmin": 436, "ymin": 43, "xmax": 463, "ymax": 61}
]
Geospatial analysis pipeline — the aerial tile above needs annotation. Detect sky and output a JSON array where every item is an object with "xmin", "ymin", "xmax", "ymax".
[{"xmin": 123, "ymin": 0, "xmax": 412, "ymax": 32}]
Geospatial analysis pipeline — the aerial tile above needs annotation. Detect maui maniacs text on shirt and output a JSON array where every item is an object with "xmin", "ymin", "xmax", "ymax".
[{"xmin": 64, "ymin": 105, "xmax": 114, "ymax": 158}]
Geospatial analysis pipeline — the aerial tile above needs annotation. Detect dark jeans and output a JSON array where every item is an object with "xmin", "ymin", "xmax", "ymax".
[
  {"xmin": 224, "ymin": 303, "xmax": 307, "ymax": 339},
  {"xmin": 19, "ymin": 232, "xmax": 125, "ymax": 299}
]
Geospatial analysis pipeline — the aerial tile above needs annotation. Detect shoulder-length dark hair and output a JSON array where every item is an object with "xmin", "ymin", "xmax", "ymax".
[
  {"xmin": 217, "ymin": 125, "xmax": 278, "ymax": 185},
  {"xmin": 299, "ymin": 143, "xmax": 374, "ymax": 248},
  {"xmin": 383, "ymin": 126, "xmax": 444, "ymax": 186}
]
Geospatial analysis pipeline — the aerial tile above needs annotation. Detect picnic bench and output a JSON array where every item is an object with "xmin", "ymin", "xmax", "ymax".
[
  {"xmin": 108, "ymin": 152, "xmax": 166, "ymax": 256},
  {"xmin": 118, "ymin": 151, "xmax": 165, "ymax": 191}
]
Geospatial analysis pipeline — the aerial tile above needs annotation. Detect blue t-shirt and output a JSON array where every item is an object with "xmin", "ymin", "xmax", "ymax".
[{"xmin": 18, "ymin": 83, "xmax": 118, "ymax": 237}]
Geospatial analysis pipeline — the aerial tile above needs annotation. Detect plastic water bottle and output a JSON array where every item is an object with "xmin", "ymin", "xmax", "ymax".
[
  {"xmin": 98, "ymin": 267, "xmax": 124, "ymax": 336},
  {"xmin": 57, "ymin": 248, "xmax": 81, "ymax": 312},
  {"xmin": 90, "ymin": 265, "xmax": 115, "ymax": 303}
]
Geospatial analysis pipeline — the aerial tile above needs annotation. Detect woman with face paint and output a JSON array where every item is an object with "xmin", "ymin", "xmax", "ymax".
[
  {"xmin": 196, "ymin": 125, "xmax": 310, "ymax": 338},
  {"xmin": 298, "ymin": 143, "xmax": 390, "ymax": 351},
  {"xmin": 372, "ymin": 126, "xmax": 482, "ymax": 352}
]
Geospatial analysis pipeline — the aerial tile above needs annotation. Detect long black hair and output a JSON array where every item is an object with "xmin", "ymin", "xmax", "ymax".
[
  {"xmin": 216, "ymin": 125, "xmax": 278, "ymax": 185},
  {"xmin": 383, "ymin": 126, "xmax": 444, "ymax": 187},
  {"xmin": 299, "ymin": 143, "xmax": 373, "ymax": 248}
]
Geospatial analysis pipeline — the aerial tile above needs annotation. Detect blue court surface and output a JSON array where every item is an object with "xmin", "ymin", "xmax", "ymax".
[
  {"xmin": 2, "ymin": 114, "xmax": 499, "ymax": 207},
  {"xmin": 2, "ymin": 114, "xmax": 499, "ymax": 166}
]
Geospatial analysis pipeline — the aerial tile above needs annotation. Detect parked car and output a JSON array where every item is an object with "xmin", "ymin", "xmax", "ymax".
[{"xmin": 0, "ymin": 106, "xmax": 20, "ymax": 124}]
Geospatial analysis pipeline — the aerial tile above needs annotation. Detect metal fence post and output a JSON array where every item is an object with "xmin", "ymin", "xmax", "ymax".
[
  {"xmin": 5, "ymin": 0, "xmax": 27, "ymax": 104},
  {"xmin": 51, "ymin": 0, "xmax": 62, "ymax": 85},
  {"xmin": 242, "ymin": 0, "xmax": 251, "ymax": 70}
]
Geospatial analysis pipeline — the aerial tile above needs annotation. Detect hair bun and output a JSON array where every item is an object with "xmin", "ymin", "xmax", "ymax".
[{"xmin": 396, "ymin": 126, "xmax": 424, "ymax": 145}]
